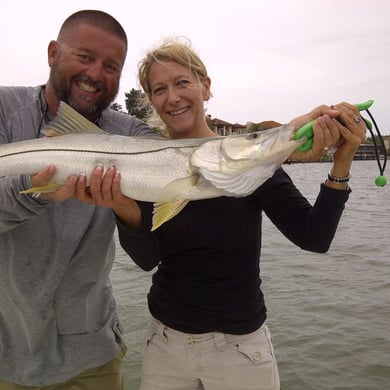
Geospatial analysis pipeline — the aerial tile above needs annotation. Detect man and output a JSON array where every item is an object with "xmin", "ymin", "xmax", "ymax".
[{"xmin": 0, "ymin": 10, "xmax": 155, "ymax": 389}]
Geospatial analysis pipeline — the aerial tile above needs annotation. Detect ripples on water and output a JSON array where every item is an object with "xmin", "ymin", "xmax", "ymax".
[{"xmin": 112, "ymin": 161, "xmax": 390, "ymax": 389}]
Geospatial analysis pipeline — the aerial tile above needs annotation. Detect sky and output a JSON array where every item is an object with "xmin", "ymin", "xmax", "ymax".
[{"xmin": 2, "ymin": 0, "xmax": 389, "ymax": 134}]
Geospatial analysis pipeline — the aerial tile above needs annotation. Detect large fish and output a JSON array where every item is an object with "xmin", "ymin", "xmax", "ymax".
[{"xmin": 0, "ymin": 102, "xmax": 306, "ymax": 230}]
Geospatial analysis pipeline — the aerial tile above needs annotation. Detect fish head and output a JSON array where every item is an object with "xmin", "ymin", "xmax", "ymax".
[
  {"xmin": 190, "ymin": 125, "xmax": 306, "ymax": 197},
  {"xmin": 190, "ymin": 124, "xmax": 306, "ymax": 197},
  {"xmin": 220, "ymin": 124, "xmax": 296, "ymax": 161},
  {"xmin": 192, "ymin": 124, "xmax": 304, "ymax": 174}
]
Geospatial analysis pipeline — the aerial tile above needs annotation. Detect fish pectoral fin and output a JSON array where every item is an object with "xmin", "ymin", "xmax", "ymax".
[
  {"xmin": 151, "ymin": 200, "xmax": 189, "ymax": 231},
  {"xmin": 20, "ymin": 183, "xmax": 63, "ymax": 197},
  {"xmin": 159, "ymin": 175, "xmax": 199, "ymax": 199}
]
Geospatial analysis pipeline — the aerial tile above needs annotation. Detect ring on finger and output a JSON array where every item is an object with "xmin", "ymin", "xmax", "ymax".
[{"xmin": 353, "ymin": 115, "xmax": 362, "ymax": 124}]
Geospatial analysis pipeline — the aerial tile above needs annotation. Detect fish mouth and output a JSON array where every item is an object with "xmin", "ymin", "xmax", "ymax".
[{"xmin": 168, "ymin": 107, "xmax": 190, "ymax": 116}]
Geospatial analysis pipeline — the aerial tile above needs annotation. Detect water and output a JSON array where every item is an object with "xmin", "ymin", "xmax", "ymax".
[{"xmin": 112, "ymin": 160, "xmax": 390, "ymax": 389}]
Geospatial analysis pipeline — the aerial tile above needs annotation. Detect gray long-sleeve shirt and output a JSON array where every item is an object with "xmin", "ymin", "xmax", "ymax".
[{"xmin": 0, "ymin": 86, "xmax": 155, "ymax": 385}]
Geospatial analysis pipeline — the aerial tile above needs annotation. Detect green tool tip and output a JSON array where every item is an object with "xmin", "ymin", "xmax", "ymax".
[
  {"xmin": 375, "ymin": 175, "xmax": 387, "ymax": 187},
  {"xmin": 355, "ymin": 100, "xmax": 374, "ymax": 111}
]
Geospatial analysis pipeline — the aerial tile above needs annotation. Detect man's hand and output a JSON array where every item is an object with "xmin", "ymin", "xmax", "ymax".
[{"xmin": 31, "ymin": 165, "xmax": 77, "ymax": 202}]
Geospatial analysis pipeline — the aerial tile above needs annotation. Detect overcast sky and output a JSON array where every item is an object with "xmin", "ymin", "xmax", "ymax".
[{"xmin": 2, "ymin": 0, "xmax": 389, "ymax": 134}]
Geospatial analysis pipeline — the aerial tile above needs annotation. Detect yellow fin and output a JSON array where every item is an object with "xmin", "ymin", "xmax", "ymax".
[
  {"xmin": 157, "ymin": 175, "xmax": 198, "ymax": 200},
  {"xmin": 20, "ymin": 183, "xmax": 62, "ymax": 197},
  {"xmin": 152, "ymin": 199, "xmax": 189, "ymax": 231},
  {"xmin": 41, "ymin": 101, "xmax": 106, "ymax": 137}
]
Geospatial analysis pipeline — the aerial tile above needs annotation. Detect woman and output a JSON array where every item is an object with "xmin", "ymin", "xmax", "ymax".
[{"xmin": 81, "ymin": 38, "xmax": 366, "ymax": 389}]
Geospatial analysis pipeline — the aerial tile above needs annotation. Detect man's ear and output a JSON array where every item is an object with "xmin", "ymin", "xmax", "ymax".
[{"xmin": 47, "ymin": 40, "xmax": 58, "ymax": 67}]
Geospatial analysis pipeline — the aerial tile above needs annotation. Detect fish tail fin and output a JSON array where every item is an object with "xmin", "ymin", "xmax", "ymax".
[
  {"xmin": 42, "ymin": 101, "xmax": 106, "ymax": 137},
  {"xmin": 152, "ymin": 199, "xmax": 189, "ymax": 231},
  {"xmin": 20, "ymin": 183, "xmax": 62, "ymax": 197}
]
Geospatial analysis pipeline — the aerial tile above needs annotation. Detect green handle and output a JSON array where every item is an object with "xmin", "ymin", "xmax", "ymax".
[{"xmin": 294, "ymin": 100, "xmax": 374, "ymax": 152}]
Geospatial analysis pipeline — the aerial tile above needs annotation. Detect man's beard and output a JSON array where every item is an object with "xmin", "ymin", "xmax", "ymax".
[{"xmin": 49, "ymin": 64, "xmax": 119, "ymax": 121}]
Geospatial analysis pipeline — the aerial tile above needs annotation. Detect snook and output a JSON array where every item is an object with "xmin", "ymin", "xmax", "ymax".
[{"xmin": 0, "ymin": 102, "xmax": 306, "ymax": 230}]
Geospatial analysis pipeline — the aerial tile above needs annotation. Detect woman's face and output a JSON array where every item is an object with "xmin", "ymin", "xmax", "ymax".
[{"xmin": 148, "ymin": 60, "xmax": 211, "ymax": 138}]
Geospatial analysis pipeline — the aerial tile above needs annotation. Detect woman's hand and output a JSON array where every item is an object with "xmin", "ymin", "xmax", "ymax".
[
  {"xmin": 325, "ymin": 102, "xmax": 367, "ymax": 188},
  {"xmin": 74, "ymin": 164, "xmax": 143, "ymax": 229},
  {"xmin": 289, "ymin": 104, "xmax": 341, "ymax": 161},
  {"xmin": 289, "ymin": 102, "xmax": 366, "ymax": 163},
  {"xmin": 329, "ymin": 102, "xmax": 367, "ymax": 164}
]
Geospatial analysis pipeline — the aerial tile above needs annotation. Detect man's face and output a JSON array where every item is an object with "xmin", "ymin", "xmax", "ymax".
[{"xmin": 48, "ymin": 23, "xmax": 126, "ymax": 120}]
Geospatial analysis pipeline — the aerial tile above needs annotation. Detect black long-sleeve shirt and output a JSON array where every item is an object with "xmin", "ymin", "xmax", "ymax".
[{"xmin": 117, "ymin": 168, "xmax": 350, "ymax": 335}]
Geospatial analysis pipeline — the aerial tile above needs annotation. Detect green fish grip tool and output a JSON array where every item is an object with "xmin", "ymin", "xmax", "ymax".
[
  {"xmin": 293, "ymin": 100, "xmax": 374, "ymax": 152},
  {"xmin": 293, "ymin": 99, "xmax": 387, "ymax": 187}
]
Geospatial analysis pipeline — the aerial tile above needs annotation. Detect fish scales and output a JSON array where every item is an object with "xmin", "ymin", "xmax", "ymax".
[
  {"xmin": 0, "ymin": 133, "xmax": 209, "ymax": 202},
  {"xmin": 0, "ymin": 101, "xmax": 305, "ymax": 229}
]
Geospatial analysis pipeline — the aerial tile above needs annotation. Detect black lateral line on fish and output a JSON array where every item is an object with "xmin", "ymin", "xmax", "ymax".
[{"xmin": 0, "ymin": 145, "xmax": 199, "ymax": 158}]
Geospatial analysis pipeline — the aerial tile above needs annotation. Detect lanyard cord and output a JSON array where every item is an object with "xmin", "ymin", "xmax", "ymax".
[{"xmin": 363, "ymin": 109, "xmax": 387, "ymax": 186}]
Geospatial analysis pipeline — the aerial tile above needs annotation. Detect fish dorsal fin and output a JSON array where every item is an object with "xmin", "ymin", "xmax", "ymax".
[
  {"xmin": 41, "ymin": 101, "xmax": 106, "ymax": 137},
  {"xmin": 152, "ymin": 199, "xmax": 189, "ymax": 231}
]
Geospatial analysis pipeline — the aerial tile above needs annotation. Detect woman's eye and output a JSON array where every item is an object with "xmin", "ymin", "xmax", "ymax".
[
  {"xmin": 153, "ymin": 87, "xmax": 165, "ymax": 95},
  {"xmin": 177, "ymin": 79, "xmax": 190, "ymax": 87}
]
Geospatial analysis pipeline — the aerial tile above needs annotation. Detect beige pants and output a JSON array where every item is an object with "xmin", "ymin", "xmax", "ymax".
[
  {"xmin": 140, "ymin": 317, "xmax": 280, "ymax": 390},
  {"xmin": 0, "ymin": 343, "xmax": 127, "ymax": 390}
]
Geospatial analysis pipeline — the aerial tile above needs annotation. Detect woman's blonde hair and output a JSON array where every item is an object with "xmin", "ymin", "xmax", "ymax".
[{"xmin": 137, "ymin": 37, "xmax": 210, "ymax": 136}]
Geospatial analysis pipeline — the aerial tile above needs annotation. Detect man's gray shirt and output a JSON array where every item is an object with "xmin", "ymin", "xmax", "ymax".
[{"xmin": 0, "ymin": 86, "xmax": 154, "ymax": 385}]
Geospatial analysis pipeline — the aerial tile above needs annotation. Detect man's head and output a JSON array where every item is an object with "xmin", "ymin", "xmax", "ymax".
[{"xmin": 46, "ymin": 10, "xmax": 128, "ymax": 121}]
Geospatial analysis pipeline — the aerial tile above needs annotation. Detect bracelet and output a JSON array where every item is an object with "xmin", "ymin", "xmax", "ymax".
[{"xmin": 327, "ymin": 170, "xmax": 350, "ymax": 183}]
